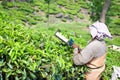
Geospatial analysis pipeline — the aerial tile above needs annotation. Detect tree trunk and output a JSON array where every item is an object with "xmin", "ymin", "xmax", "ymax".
[{"xmin": 99, "ymin": 0, "xmax": 111, "ymax": 23}]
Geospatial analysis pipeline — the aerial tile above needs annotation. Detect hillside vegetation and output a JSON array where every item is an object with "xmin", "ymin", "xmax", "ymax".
[
  {"xmin": 1, "ymin": 0, "xmax": 120, "ymax": 35},
  {"xmin": 0, "ymin": 0, "xmax": 120, "ymax": 80}
]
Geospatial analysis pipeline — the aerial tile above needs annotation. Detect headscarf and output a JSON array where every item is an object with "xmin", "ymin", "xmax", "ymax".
[{"xmin": 89, "ymin": 21, "xmax": 112, "ymax": 40}]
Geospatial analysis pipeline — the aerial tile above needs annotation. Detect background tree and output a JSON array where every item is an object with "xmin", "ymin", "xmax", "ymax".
[
  {"xmin": 90, "ymin": 0, "xmax": 104, "ymax": 21},
  {"xmin": 90, "ymin": 0, "xmax": 111, "ymax": 23},
  {"xmin": 44, "ymin": 0, "xmax": 51, "ymax": 26},
  {"xmin": 100, "ymin": 0, "xmax": 111, "ymax": 23}
]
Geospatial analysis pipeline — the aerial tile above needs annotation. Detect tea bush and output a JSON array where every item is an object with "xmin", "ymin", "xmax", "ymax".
[{"xmin": 0, "ymin": 11, "xmax": 87, "ymax": 80}]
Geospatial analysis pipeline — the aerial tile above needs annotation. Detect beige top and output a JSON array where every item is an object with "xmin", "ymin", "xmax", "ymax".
[{"xmin": 73, "ymin": 39, "xmax": 107, "ymax": 65}]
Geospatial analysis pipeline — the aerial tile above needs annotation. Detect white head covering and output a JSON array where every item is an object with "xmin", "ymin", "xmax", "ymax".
[{"xmin": 89, "ymin": 21, "xmax": 112, "ymax": 39}]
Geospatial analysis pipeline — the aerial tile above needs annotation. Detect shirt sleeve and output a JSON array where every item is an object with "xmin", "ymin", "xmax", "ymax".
[
  {"xmin": 73, "ymin": 47, "xmax": 94, "ymax": 65},
  {"xmin": 73, "ymin": 40, "xmax": 106, "ymax": 66}
]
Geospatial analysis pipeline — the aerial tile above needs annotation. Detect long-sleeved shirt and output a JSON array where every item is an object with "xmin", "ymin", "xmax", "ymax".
[{"xmin": 73, "ymin": 39, "xmax": 107, "ymax": 65}]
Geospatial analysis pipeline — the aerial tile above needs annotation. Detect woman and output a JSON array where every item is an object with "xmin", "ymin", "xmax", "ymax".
[{"xmin": 72, "ymin": 21, "xmax": 112, "ymax": 80}]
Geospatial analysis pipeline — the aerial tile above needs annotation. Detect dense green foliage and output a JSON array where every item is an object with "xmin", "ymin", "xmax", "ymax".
[
  {"xmin": 0, "ymin": 0, "xmax": 120, "ymax": 80},
  {"xmin": 0, "ymin": 11, "xmax": 89, "ymax": 80}
]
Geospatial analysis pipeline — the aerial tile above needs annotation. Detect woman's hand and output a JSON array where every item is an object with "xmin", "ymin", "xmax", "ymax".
[
  {"xmin": 72, "ymin": 43, "xmax": 81, "ymax": 53},
  {"xmin": 72, "ymin": 43, "xmax": 79, "ymax": 49}
]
